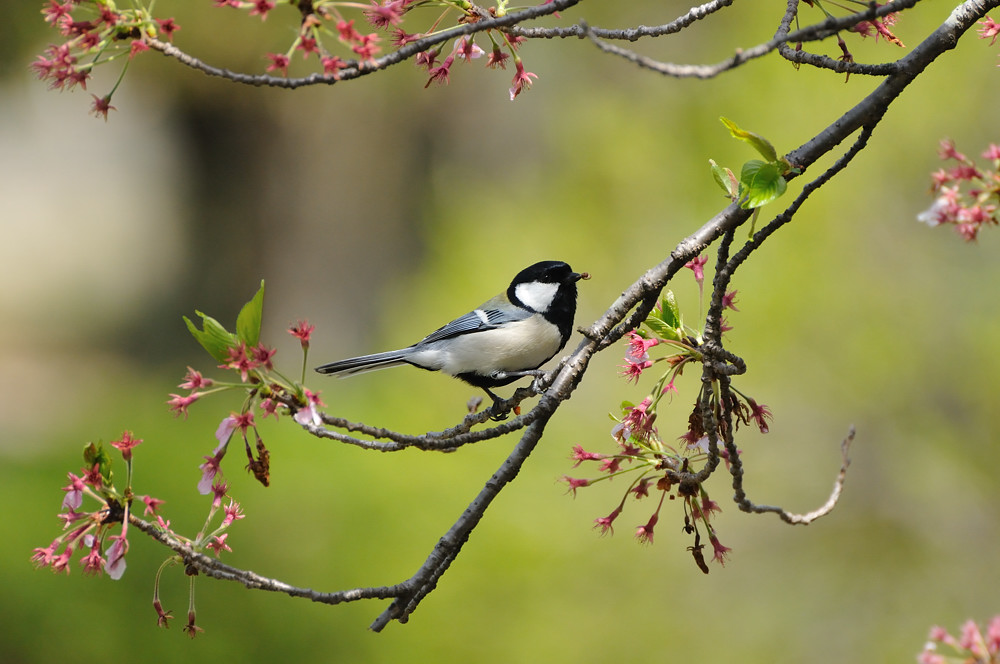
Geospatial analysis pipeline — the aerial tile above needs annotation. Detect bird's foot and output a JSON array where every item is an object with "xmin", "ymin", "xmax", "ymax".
[
  {"xmin": 483, "ymin": 388, "xmax": 511, "ymax": 421},
  {"xmin": 480, "ymin": 371, "xmax": 549, "ymax": 421}
]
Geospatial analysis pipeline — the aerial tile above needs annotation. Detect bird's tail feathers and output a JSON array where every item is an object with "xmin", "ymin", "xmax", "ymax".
[{"xmin": 314, "ymin": 349, "xmax": 412, "ymax": 377}]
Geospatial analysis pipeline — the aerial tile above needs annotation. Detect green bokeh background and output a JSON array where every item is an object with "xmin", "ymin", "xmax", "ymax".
[{"xmin": 2, "ymin": 2, "xmax": 999, "ymax": 662}]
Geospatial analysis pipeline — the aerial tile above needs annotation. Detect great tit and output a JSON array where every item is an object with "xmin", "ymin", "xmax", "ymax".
[{"xmin": 315, "ymin": 260, "xmax": 588, "ymax": 405}]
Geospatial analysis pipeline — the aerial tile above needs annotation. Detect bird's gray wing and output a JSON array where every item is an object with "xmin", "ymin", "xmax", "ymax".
[{"xmin": 417, "ymin": 304, "xmax": 531, "ymax": 345}]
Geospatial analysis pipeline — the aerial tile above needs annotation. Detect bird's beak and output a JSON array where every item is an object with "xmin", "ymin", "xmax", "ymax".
[{"xmin": 570, "ymin": 271, "xmax": 590, "ymax": 282}]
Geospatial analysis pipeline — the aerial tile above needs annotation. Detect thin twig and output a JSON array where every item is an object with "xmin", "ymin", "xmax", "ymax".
[
  {"xmin": 581, "ymin": 0, "xmax": 919, "ymax": 79},
  {"xmin": 509, "ymin": 0, "xmax": 736, "ymax": 41},
  {"xmin": 296, "ymin": 385, "xmax": 542, "ymax": 452},
  {"xmin": 732, "ymin": 427, "xmax": 855, "ymax": 525}
]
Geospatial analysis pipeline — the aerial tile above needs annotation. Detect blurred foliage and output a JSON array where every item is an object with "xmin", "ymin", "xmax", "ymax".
[{"xmin": 3, "ymin": 1, "xmax": 1000, "ymax": 663}]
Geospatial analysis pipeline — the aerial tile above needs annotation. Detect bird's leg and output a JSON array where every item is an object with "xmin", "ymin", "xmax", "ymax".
[
  {"xmin": 490, "ymin": 369, "xmax": 546, "ymax": 382},
  {"xmin": 492, "ymin": 369, "xmax": 549, "ymax": 394},
  {"xmin": 482, "ymin": 387, "xmax": 510, "ymax": 421}
]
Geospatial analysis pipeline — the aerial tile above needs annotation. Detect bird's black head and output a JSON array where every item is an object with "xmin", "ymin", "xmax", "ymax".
[
  {"xmin": 507, "ymin": 261, "xmax": 587, "ymax": 340},
  {"xmin": 509, "ymin": 260, "xmax": 578, "ymax": 287}
]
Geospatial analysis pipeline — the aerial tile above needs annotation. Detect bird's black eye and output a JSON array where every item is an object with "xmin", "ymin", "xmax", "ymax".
[{"xmin": 544, "ymin": 263, "xmax": 568, "ymax": 282}]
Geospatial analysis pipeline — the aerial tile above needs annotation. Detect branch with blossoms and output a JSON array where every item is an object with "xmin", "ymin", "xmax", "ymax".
[
  {"xmin": 32, "ymin": 0, "xmax": 580, "ymax": 117},
  {"xmin": 33, "ymin": 0, "xmax": 944, "ymax": 118},
  {"xmin": 561, "ymin": 224, "xmax": 854, "ymax": 570},
  {"xmin": 31, "ymin": 0, "xmax": 1000, "ymax": 635},
  {"xmin": 562, "ymin": 280, "xmax": 762, "ymax": 569},
  {"xmin": 32, "ymin": 429, "xmax": 248, "ymax": 636}
]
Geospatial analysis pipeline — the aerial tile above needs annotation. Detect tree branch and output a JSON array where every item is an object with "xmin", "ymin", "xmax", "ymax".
[
  {"xmin": 129, "ymin": 514, "xmax": 403, "ymax": 604},
  {"xmin": 370, "ymin": 409, "xmax": 555, "ymax": 630}
]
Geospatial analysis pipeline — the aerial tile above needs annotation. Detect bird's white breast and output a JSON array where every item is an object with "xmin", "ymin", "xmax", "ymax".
[{"xmin": 407, "ymin": 316, "xmax": 563, "ymax": 377}]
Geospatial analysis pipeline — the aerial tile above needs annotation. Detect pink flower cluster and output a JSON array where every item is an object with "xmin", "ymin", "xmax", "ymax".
[
  {"xmin": 798, "ymin": 1, "xmax": 904, "ymax": 76},
  {"xmin": 563, "ymin": 409, "xmax": 734, "ymax": 570},
  {"xmin": 262, "ymin": 10, "xmax": 385, "ymax": 78},
  {"xmin": 847, "ymin": 3, "xmax": 903, "ymax": 47},
  {"xmin": 32, "ymin": 432, "xmax": 158, "ymax": 580},
  {"xmin": 915, "ymin": 20, "xmax": 1000, "ymax": 240},
  {"xmin": 169, "ymin": 320, "xmax": 316, "ymax": 420},
  {"xmin": 918, "ymin": 139, "xmax": 1000, "ymax": 241},
  {"xmin": 919, "ymin": 616, "xmax": 1000, "ymax": 664},
  {"xmin": 32, "ymin": 1, "xmax": 180, "ymax": 118},
  {"xmin": 619, "ymin": 331, "xmax": 659, "ymax": 383},
  {"xmin": 180, "ymin": 319, "xmax": 320, "ymax": 497},
  {"xmin": 412, "ymin": 26, "xmax": 536, "ymax": 98},
  {"xmin": 33, "ymin": 423, "xmax": 251, "ymax": 635},
  {"xmin": 561, "ymin": 379, "xmax": 746, "ymax": 570}
]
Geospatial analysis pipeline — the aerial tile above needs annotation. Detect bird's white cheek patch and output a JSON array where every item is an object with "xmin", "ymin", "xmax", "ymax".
[{"xmin": 514, "ymin": 281, "xmax": 559, "ymax": 312}]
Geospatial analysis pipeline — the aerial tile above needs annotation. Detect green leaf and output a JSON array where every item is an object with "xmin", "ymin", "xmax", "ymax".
[
  {"xmin": 709, "ymin": 159, "xmax": 738, "ymax": 199},
  {"xmin": 184, "ymin": 311, "xmax": 237, "ymax": 362},
  {"xmin": 720, "ymin": 116, "xmax": 778, "ymax": 162},
  {"xmin": 739, "ymin": 160, "xmax": 788, "ymax": 209},
  {"xmin": 643, "ymin": 292, "xmax": 682, "ymax": 341},
  {"xmin": 83, "ymin": 441, "xmax": 113, "ymax": 483},
  {"xmin": 236, "ymin": 280, "xmax": 266, "ymax": 347},
  {"xmin": 659, "ymin": 291, "xmax": 681, "ymax": 329},
  {"xmin": 644, "ymin": 316, "xmax": 681, "ymax": 341}
]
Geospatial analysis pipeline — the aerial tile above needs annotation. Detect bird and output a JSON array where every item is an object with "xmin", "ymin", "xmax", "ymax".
[{"xmin": 315, "ymin": 260, "xmax": 588, "ymax": 411}]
